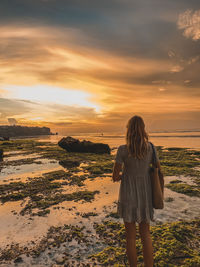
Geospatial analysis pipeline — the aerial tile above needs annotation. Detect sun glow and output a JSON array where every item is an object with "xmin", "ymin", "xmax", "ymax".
[{"xmin": 3, "ymin": 84, "xmax": 101, "ymax": 112}]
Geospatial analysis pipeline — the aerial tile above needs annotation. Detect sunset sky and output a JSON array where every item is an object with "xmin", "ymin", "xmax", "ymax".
[{"xmin": 0, "ymin": 0, "xmax": 200, "ymax": 134}]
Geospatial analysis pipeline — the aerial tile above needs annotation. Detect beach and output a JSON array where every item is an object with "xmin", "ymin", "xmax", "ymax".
[
  {"xmin": 0, "ymin": 133, "xmax": 200, "ymax": 266},
  {"xmin": 2, "ymin": 0, "xmax": 200, "ymax": 265}
]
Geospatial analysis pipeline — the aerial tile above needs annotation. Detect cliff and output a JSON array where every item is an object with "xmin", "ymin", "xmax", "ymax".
[{"xmin": 0, "ymin": 125, "xmax": 52, "ymax": 138}]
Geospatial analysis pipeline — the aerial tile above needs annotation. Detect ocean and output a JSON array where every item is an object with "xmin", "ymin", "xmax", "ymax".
[{"xmin": 31, "ymin": 131, "xmax": 200, "ymax": 150}]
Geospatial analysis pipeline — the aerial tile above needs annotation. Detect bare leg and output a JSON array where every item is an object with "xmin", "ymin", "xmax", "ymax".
[
  {"xmin": 139, "ymin": 222, "xmax": 153, "ymax": 267},
  {"xmin": 124, "ymin": 220, "xmax": 137, "ymax": 267}
]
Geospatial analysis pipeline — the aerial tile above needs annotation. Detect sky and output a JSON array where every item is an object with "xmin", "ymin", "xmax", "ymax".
[{"xmin": 0, "ymin": 0, "xmax": 200, "ymax": 134}]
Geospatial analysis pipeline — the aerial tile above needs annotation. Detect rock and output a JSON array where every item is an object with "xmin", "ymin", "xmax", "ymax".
[
  {"xmin": 58, "ymin": 136, "xmax": 111, "ymax": 154},
  {"xmin": 59, "ymin": 159, "xmax": 80, "ymax": 169},
  {"xmin": 14, "ymin": 256, "xmax": 23, "ymax": 263},
  {"xmin": 55, "ymin": 254, "xmax": 65, "ymax": 264},
  {"xmin": 0, "ymin": 149, "xmax": 3, "ymax": 161}
]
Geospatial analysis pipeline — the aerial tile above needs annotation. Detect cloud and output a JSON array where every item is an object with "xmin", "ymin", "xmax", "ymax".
[
  {"xmin": 178, "ymin": 9, "xmax": 200, "ymax": 40},
  {"xmin": 0, "ymin": 96, "xmax": 100, "ymax": 126},
  {"xmin": 0, "ymin": 98, "xmax": 31, "ymax": 118},
  {"xmin": 0, "ymin": 1, "xmax": 200, "ymax": 132},
  {"xmin": 8, "ymin": 118, "xmax": 17, "ymax": 125}
]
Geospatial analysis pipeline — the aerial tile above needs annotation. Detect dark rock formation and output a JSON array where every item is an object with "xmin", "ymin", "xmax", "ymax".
[
  {"xmin": 59, "ymin": 160, "xmax": 80, "ymax": 169},
  {"xmin": 58, "ymin": 136, "xmax": 111, "ymax": 154},
  {"xmin": 0, "ymin": 125, "xmax": 52, "ymax": 138},
  {"xmin": 0, "ymin": 149, "xmax": 3, "ymax": 161}
]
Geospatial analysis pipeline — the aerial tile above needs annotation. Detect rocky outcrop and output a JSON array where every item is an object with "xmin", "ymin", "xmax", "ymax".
[
  {"xmin": 0, "ymin": 149, "xmax": 3, "ymax": 161},
  {"xmin": 59, "ymin": 160, "xmax": 80, "ymax": 169},
  {"xmin": 0, "ymin": 126, "xmax": 52, "ymax": 138},
  {"xmin": 58, "ymin": 136, "xmax": 111, "ymax": 154}
]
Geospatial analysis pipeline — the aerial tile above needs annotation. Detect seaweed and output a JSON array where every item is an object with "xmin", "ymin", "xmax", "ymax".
[
  {"xmin": 165, "ymin": 183, "xmax": 200, "ymax": 197},
  {"xmin": 0, "ymin": 170, "xmax": 100, "ymax": 216},
  {"xmin": 157, "ymin": 147, "xmax": 200, "ymax": 180},
  {"xmin": 89, "ymin": 219, "xmax": 200, "ymax": 266}
]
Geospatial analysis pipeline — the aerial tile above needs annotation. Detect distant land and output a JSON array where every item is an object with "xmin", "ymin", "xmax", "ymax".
[{"xmin": 0, "ymin": 125, "xmax": 53, "ymax": 138}]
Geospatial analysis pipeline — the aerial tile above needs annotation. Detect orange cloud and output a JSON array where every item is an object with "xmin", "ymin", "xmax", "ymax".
[{"xmin": 0, "ymin": 24, "xmax": 200, "ymax": 132}]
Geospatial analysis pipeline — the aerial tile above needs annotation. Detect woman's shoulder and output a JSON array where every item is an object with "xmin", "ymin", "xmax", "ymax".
[
  {"xmin": 118, "ymin": 142, "xmax": 153, "ymax": 153},
  {"xmin": 117, "ymin": 144, "xmax": 128, "ymax": 155},
  {"xmin": 118, "ymin": 144, "xmax": 127, "ymax": 150},
  {"xmin": 118, "ymin": 143, "xmax": 152, "ymax": 148}
]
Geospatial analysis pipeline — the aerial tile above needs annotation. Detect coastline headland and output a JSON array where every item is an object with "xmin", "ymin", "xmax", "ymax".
[{"xmin": 0, "ymin": 125, "xmax": 53, "ymax": 138}]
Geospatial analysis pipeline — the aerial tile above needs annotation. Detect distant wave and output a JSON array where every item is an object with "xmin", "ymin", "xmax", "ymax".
[{"xmin": 92, "ymin": 134, "xmax": 200, "ymax": 138}]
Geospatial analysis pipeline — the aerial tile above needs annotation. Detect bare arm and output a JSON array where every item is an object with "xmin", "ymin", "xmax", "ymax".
[{"xmin": 112, "ymin": 162, "xmax": 122, "ymax": 182}]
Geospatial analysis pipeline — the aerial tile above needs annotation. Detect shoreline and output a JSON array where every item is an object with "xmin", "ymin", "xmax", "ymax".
[{"xmin": 0, "ymin": 138, "xmax": 200, "ymax": 265}]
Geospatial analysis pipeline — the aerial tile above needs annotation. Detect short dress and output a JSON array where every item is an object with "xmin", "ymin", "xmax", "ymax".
[{"xmin": 115, "ymin": 142, "xmax": 159, "ymax": 223}]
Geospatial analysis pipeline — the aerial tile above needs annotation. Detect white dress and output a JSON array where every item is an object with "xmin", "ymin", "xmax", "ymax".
[{"xmin": 115, "ymin": 142, "xmax": 159, "ymax": 223}]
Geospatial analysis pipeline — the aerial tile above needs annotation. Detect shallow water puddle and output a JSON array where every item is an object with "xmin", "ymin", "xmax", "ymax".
[
  {"xmin": 0, "ymin": 159, "xmax": 63, "ymax": 183},
  {"xmin": 4, "ymin": 153, "xmax": 42, "ymax": 162}
]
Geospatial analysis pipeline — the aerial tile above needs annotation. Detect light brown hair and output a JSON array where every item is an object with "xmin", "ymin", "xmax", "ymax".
[{"xmin": 126, "ymin": 115, "xmax": 149, "ymax": 159}]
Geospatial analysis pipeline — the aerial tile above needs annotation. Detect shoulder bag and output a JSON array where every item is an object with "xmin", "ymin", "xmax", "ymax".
[{"xmin": 149, "ymin": 142, "xmax": 164, "ymax": 209}]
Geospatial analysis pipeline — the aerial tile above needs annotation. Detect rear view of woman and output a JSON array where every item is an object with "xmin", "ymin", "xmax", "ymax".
[{"xmin": 112, "ymin": 115, "xmax": 162, "ymax": 267}]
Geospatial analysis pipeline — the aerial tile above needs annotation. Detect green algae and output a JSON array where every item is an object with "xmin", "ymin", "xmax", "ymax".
[
  {"xmin": 0, "ymin": 177, "xmax": 61, "ymax": 203},
  {"xmin": 164, "ymin": 197, "xmax": 174, "ymax": 202},
  {"xmin": 165, "ymin": 183, "xmax": 200, "ymax": 197},
  {"xmin": 89, "ymin": 219, "xmax": 200, "ymax": 266},
  {"xmin": 62, "ymin": 174, "xmax": 87, "ymax": 186},
  {"xmin": 43, "ymin": 146, "xmax": 114, "ymax": 178},
  {"xmin": 0, "ymin": 139, "xmax": 54, "ymax": 153},
  {"xmin": 81, "ymin": 212, "xmax": 98, "ymax": 218},
  {"xmin": 20, "ymin": 190, "xmax": 100, "ymax": 216},
  {"xmin": 0, "ymin": 170, "xmax": 100, "ymax": 216},
  {"xmin": 0, "ymin": 158, "xmax": 43, "ymax": 168},
  {"xmin": 105, "ymin": 211, "xmax": 120, "ymax": 219},
  {"xmin": 157, "ymin": 147, "xmax": 200, "ymax": 180},
  {"xmin": 83, "ymin": 161, "xmax": 113, "ymax": 176},
  {"xmin": 43, "ymin": 170, "xmax": 88, "ymax": 186}
]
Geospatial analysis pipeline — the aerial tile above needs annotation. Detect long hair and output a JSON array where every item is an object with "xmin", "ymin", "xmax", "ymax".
[{"xmin": 126, "ymin": 115, "xmax": 149, "ymax": 159}]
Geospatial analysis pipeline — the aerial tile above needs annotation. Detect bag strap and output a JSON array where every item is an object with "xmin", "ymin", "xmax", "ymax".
[{"xmin": 149, "ymin": 142, "xmax": 157, "ymax": 166}]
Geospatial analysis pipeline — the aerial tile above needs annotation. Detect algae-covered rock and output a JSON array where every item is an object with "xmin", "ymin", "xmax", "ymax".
[
  {"xmin": 58, "ymin": 136, "xmax": 111, "ymax": 154},
  {"xmin": 59, "ymin": 159, "xmax": 80, "ymax": 169}
]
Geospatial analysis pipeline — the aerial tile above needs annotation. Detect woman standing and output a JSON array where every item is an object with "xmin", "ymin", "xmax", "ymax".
[{"xmin": 112, "ymin": 115, "xmax": 162, "ymax": 267}]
